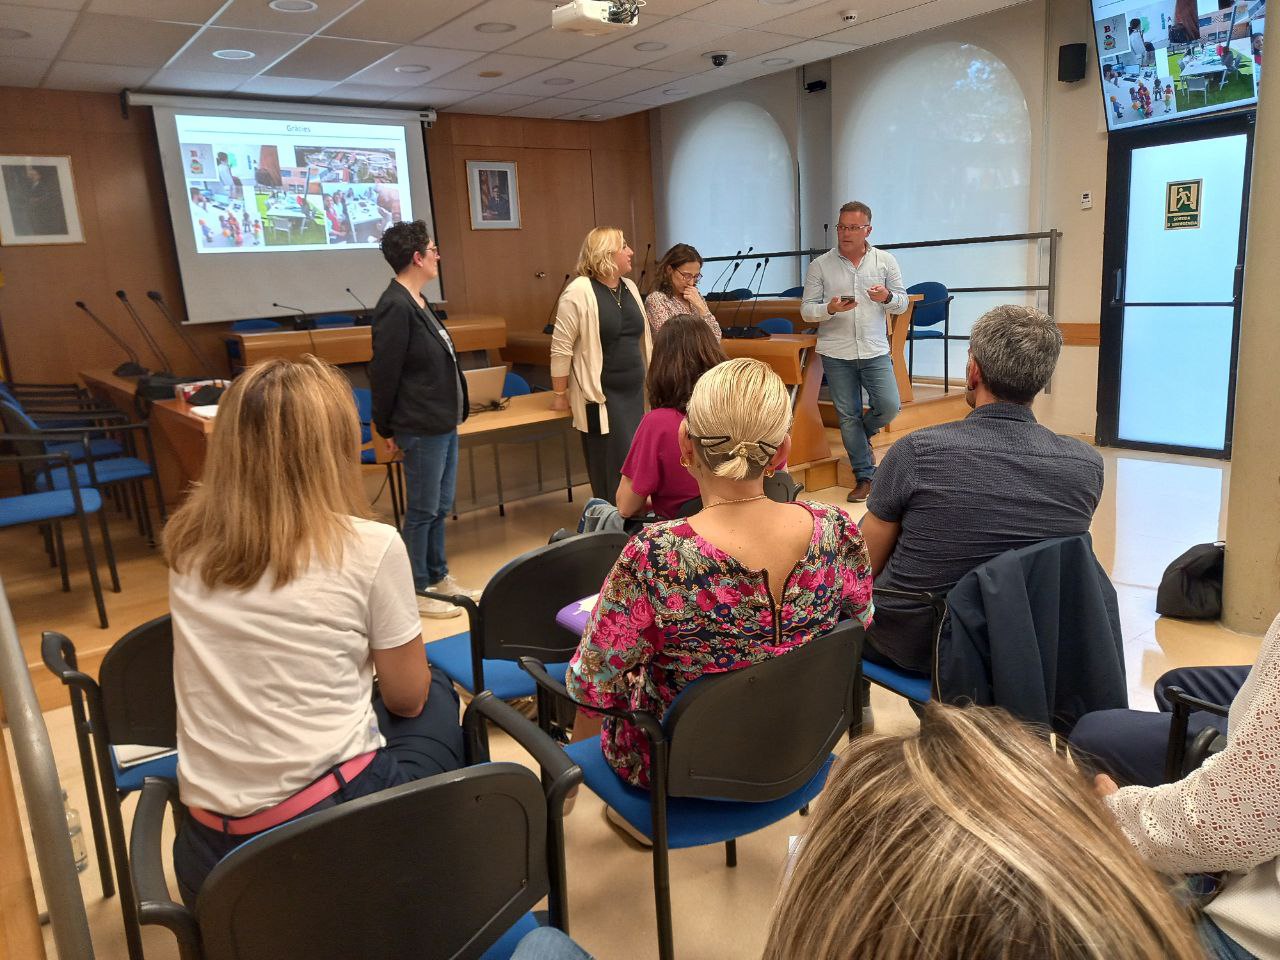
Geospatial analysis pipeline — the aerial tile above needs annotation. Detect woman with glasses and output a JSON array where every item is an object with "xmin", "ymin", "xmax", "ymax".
[{"xmin": 644, "ymin": 243, "xmax": 721, "ymax": 339}]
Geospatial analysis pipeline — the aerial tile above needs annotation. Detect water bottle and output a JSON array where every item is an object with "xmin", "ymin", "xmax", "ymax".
[{"xmin": 62, "ymin": 790, "xmax": 88, "ymax": 874}]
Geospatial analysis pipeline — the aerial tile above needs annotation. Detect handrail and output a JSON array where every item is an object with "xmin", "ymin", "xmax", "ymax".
[{"xmin": 0, "ymin": 577, "xmax": 95, "ymax": 958}]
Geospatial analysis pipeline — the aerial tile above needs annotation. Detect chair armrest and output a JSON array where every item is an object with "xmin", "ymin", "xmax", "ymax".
[
  {"xmin": 519, "ymin": 657, "xmax": 664, "ymax": 740},
  {"xmin": 463, "ymin": 692, "xmax": 583, "ymax": 810},
  {"xmin": 130, "ymin": 778, "xmax": 202, "ymax": 958},
  {"xmin": 0, "ymin": 449, "xmax": 74, "ymax": 467},
  {"xmin": 27, "ymin": 421, "xmax": 144, "ymax": 437},
  {"xmin": 418, "ymin": 589, "xmax": 477, "ymax": 617},
  {"xmin": 1165, "ymin": 686, "xmax": 1231, "ymax": 718},
  {"xmin": 40, "ymin": 631, "xmax": 96, "ymax": 691},
  {"xmin": 1163, "ymin": 685, "xmax": 1232, "ymax": 781}
]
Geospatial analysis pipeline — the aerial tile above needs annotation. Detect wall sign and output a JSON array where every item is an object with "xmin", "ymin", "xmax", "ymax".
[{"xmin": 1165, "ymin": 179, "xmax": 1203, "ymax": 230}]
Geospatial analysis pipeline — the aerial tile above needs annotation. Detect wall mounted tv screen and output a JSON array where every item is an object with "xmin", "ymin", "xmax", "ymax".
[{"xmin": 1093, "ymin": 0, "xmax": 1265, "ymax": 131}]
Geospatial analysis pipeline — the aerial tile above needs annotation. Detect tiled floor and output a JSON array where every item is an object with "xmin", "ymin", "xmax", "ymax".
[{"xmin": 7, "ymin": 443, "xmax": 1262, "ymax": 960}]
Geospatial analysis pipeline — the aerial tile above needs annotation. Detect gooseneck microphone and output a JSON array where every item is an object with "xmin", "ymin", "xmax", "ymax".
[
  {"xmin": 273, "ymin": 302, "xmax": 308, "ymax": 329},
  {"xmin": 116, "ymin": 290, "xmax": 174, "ymax": 374},
  {"xmin": 542, "ymin": 273, "xmax": 572, "ymax": 335},
  {"xmin": 147, "ymin": 290, "xmax": 216, "ymax": 377},
  {"xmin": 728, "ymin": 261, "xmax": 763, "ymax": 331},
  {"xmin": 346, "ymin": 287, "xmax": 368, "ymax": 311},
  {"xmin": 75, "ymin": 301, "xmax": 147, "ymax": 377},
  {"xmin": 743, "ymin": 256, "xmax": 772, "ymax": 334},
  {"xmin": 708, "ymin": 249, "xmax": 742, "ymax": 295}
]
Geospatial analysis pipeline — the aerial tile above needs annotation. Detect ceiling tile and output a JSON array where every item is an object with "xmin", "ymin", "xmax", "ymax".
[
  {"xmin": 3, "ymin": 0, "xmax": 83, "ymax": 9},
  {"xmin": 641, "ymin": 27, "xmax": 795, "ymax": 73},
  {"xmin": 343, "ymin": 45, "xmax": 484, "ymax": 87},
  {"xmin": 823, "ymin": 0, "xmax": 947, "ymax": 46},
  {"xmin": 448, "ymin": 90, "xmax": 541, "ymax": 114},
  {"xmin": 758, "ymin": 0, "xmax": 908, "ymax": 39},
  {"xmin": 0, "ymin": 55, "xmax": 49, "ymax": 87},
  {"xmin": 554, "ymin": 98, "xmax": 647, "ymax": 119},
  {"xmin": 316, "ymin": 81, "xmax": 395, "ymax": 103},
  {"xmin": 43, "ymin": 59, "xmax": 154, "ymax": 90},
  {"xmin": 579, "ymin": 16, "xmax": 735, "ymax": 67},
  {"xmin": 61, "ymin": 14, "xmax": 198, "ymax": 67},
  {"xmin": 85, "ymin": 0, "xmax": 222, "ymax": 23},
  {"xmin": 381, "ymin": 85, "xmax": 476, "ymax": 107},
  {"xmin": 323, "ymin": 0, "xmax": 475, "ymax": 43},
  {"xmin": 500, "ymin": 23, "xmax": 652, "ymax": 59},
  {"xmin": 412, "ymin": 0, "xmax": 550, "ymax": 53},
  {"xmin": 0, "ymin": 4, "xmax": 78, "ymax": 60},
  {"xmin": 495, "ymin": 59, "xmax": 623, "ymax": 96},
  {"xmin": 640, "ymin": 0, "xmax": 712, "ymax": 13},
  {"xmin": 215, "ymin": 0, "xmax": 357, "ymax": 34},
  {"xmin": 165, "ymin": 27, "xmax": 308, "ymax": 74},
  {"xmin": 235, "ymin": 75, "xmax": 339, "ymax": 97},
  {"xmin": 681, "ymin": 0, "xmax": 834, "ymax": 29},
  {"xmin": 569, "ymin": 66, "xmax": 686, "ymax": 100},
  {"xmin": 146, "ymin": 68, "xmax": 249, "ymax": 92},
  {"xmin": 502, "ymin": 96, "xmax": 598, "ymax": 118},
  {"xmin": 425, "ymin": 51, "xmax": 557, "ymax": 92},
  {"xmin": 263, "ymin": 35, "xmax": 397, "ymax": 79}
]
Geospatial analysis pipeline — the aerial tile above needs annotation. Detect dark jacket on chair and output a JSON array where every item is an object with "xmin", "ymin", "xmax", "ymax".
[
  {"xmin": 940, "ymin": 535, "xmax": 1127, "ymax": 734},
  {"xmin": 369, "ymin": 279, "xmax": 469, "ymax": 438}
]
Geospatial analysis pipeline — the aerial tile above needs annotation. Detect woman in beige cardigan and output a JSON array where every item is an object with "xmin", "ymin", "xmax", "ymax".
[{"xmin": 550, "ymin": 226, "xmax": 653, "ymax": 501}]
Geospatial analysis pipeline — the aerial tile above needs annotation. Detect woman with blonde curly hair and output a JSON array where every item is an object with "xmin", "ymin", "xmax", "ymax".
[{"xmin": 550, "ymin": 226, "xmax": 652, "ymax": 500}]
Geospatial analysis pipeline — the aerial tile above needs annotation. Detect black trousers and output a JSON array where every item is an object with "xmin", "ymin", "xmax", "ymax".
[{"xmin": 1069, "ymin": 664, "xmax": 1249, "ymax": 787}]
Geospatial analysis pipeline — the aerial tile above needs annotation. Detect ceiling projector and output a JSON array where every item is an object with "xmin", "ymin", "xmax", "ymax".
[{"xmin": 552, "ymin": 0, "xmax": 641, "ymax": 36}]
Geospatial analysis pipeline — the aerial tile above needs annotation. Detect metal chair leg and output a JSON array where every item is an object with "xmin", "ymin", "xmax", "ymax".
[
  {"xmin": 94, "ymin": 503, "xmax": 121, "ymax": 593},
  {"xmin": 562, "ymin": 433, "xmax": 573, "ymax": 503},
  {"xmin": 493, "ymin": 444, "xmax": 505, "ymax": 518},
  {"xmin": 942, "ymin": 311, "xmax": 950, "ymax": 393},
  {"xmin": 68, "ymin": 687, "xmax": 115, "ymax": 898},
  {"xmin": 724, "ymin": 839, "xmax": 737, "ymax": 868},
  {"xmin": 73, "ymin": 506, "xmax": 108, "ymax": 629},
  {"xmin": 54, "ymin": 521, "xmax": 70, "ymax": 592}
]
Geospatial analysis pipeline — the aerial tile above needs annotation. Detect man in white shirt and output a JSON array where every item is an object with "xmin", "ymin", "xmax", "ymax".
[{"xmin": 801, "ymin": 201, "xmax": 908, "ymax": 503}]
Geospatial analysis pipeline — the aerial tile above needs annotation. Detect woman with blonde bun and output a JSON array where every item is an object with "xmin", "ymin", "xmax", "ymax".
[
  {"xmin": 566, "ymin": 358, "xmax": 875, "ymax": 793},
  {"xmin": 764, "ymin": 703, "xmax": 1203, "ymax": 960}
]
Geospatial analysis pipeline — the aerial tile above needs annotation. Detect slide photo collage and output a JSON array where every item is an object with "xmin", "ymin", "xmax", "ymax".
[
  {"xmin": 1094, "ymin": 0, "xmax": 1264, "ymax": 129},
  {"xmin": 176, "ymin": 115, "xmax": 412, "ymax": 255}
]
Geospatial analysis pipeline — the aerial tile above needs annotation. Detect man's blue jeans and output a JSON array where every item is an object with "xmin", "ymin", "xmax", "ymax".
[
  {"xmin": 397, "ymin": 430, "xmax": 458, "ymax": 590},
  {"xmin": 821, "ymin": 353, "xmax": 900, "ymax": 481}
]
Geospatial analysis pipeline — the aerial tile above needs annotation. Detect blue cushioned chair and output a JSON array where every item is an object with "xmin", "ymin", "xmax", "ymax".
[
  {"xmin": 352, "ymin": 387, "xmax": 405, "ymax": 528},
  {"xmin": 522, "ymin": 620, "xmax": 864, "ymax": 960},
  {"xmin": 905, "ymin": 281, "xmax": 955, "ymax": 391},
  {"xmin": 423, "ymin": 531, "xmax": 627, "ymax": 708},
  {"xmin": 42, "ymin": 615, "xmax": 177, "ymax": 960},
  {"xmin": 758, "ymin": 316, "xmax": 793, "ymax": 335},
  {"xmin": 129, "ymin": 692, "xmax": 582, "ymax": 960},
  {"xmin": 313, "ymin": 313, "xmax": 356, "ymax": 328},
  {"xmin": 225, "ymin": 318, "xmax": 287, "ymax": 370},
  {"xmin": 779, "ymin": 285, "xmax": 804, "ymax": 298},
  {"xmin": 0, "ymin": 447, "xmax": 114, "ymax": 627}
]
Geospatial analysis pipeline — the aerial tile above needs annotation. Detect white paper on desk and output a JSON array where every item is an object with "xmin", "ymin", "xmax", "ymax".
[
  {"xmin": 190, "ymin": 404, "xmax": 219, "ymax": 419},
  {"xmin": 114, "ymin": 744, "xmax": 177, "ymax": 769},
  {"xmin": 577, "ymin": 593, "xmax": 600, "ymax": 614}
]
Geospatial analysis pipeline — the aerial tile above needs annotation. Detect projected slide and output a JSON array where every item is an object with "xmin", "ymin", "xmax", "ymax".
[
  {"xmin": 1092, "ymin": 0, "xmax": 1264, "ymax": 131},
  {"xmin": 174, "ymin": 114, "xmax": 413, "ymax": 254}
]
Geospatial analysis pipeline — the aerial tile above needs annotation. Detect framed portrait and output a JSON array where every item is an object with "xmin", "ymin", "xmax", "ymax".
[
  {"xmin": 466, "ymin": 160, "xmax": 520, "ymax": 230},
  {"xmin": 0, "ymin": 155, "xmax": 85, "ymax": 246}
]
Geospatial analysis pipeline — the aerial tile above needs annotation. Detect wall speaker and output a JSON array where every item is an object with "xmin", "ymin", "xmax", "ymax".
[{"xmin": 1059, "ymin": 43, "xmax": 1087, "ymax": 82}]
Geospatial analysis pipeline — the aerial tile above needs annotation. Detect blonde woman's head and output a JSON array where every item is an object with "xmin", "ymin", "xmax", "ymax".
[
  {"xmin": 764, "ymin": 704, "xmax": 1202, "ymax": 960},
  {"xmin": 575, "ymin": 226, "xmax": 632, "ymax": 282},
  {"xmin": 683, "ymin": 357, "xmax": 791, "ymax": 482},
  {"xmin": 163, "ymin": 356, "xmax": 370, "ymax": 589}
]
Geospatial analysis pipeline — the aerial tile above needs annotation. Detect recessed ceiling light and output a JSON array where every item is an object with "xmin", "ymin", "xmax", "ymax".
[
  {"xmin": 633, "ymin": 41, "xmax": 667, "ymax": 51},
  {"xmin": 662, "ymin": 88, "xmax": 685, "ymax": 96},
  {"xmin": 579, "ymin": 113, "xmax": 603, "ymax": 120},
  {"xmin": 394, "ymin": 64, "xmax": 431, "ymax": 74},
  {"xmin": 477, "ymin": 70, "xmax": 504, "ymax": 78},
  {"xmin": 0, "ymin": 28, "xmax": 33, "ymax": 40},
  {"xmin": 268, "ymin": 0, "xmax": 318, "ymax": 11},
  {"xmin": 212, "ymin": 49, "xmax": 256, "ymax": 60},
  {"xmin": 543, "ymin": 77, "xmax": 575, "ymax": 86},
  {"xmin": 762, "ymin": 57, "xmax": 794, "ymax": 66},
  {"xmin": 475, "ymin": 21, "xmax": 517, "ymax": 33}
]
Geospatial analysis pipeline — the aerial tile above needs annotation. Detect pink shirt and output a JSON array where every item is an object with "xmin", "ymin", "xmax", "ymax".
[{"xmin": 621, "ymin": 408, "xmax": 699, "ymax": 519}]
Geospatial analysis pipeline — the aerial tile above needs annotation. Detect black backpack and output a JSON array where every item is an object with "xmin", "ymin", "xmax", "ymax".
[{"xmin": 1156, "ymin": 542, "xmax": 1225, "ymax": 619}]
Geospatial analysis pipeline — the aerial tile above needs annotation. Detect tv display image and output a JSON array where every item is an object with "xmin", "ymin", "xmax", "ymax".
[{"xmin": 1092, "ymin": 0, "xmax": 1265, "ymax": 131}]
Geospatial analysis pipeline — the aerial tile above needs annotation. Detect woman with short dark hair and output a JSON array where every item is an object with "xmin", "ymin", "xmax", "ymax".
[{"xmin": 645, "ymin": 243, "xmax": 721, "ymax": 339}]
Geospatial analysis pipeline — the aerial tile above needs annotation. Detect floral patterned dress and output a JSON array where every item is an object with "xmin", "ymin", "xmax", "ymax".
[{"xmin": 565, "ymin": 500, "xmax": 874, "ymax": 788}]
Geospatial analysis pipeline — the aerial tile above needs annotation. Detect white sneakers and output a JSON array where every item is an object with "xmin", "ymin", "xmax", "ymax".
[
  {"xmin": 431, "ymin": 574, "xmax": 483, "ymax": 603},
  {"xmin": 417, "ymin": 575, "xmax": 483, "ymax": 619}
]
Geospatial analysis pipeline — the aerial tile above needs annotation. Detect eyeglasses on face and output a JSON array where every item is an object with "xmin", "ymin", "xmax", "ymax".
[
  {"xmin": 674, "ymin": 268, "xmax": 703, "ymax": 283},
  {"xmin": 835, "ymin": 223, "xmax": 871, "ymax": 233}
]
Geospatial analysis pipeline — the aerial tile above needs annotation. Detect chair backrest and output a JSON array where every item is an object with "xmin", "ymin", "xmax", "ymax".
[
  {"xmin": 503, "ymin": 372, "xmax": 532, "ymax": 397},
  {"xmin": 479, "ymin": 531, "xmax": 628, "ymax": 662},
  {"xmin": 676, "ymin": 470, "xmax": 803, "ymax": 517},
  {"xmin": 779, "ymin": 286, "xmax": 804, "ymax": 298},
  {"xmin": 230, "ymin": 319, "xmax": 283, "ymax": 333},
  {"xmin": 905, "ymin": 281, "xmax": 951, "ymax": 329},
  {"xmin": 758, "ymin": 317, "xmax": 793, "ymax": 335},
  {"xmin": 313, "ymin": 313, "xmax": 356, "ymax": 328},
  {"xmin": 98, "ymin": 615, "xmax": 176, "ymax": 749},
  {"xmin": 197, "ymin": 763, "xmax": 548, "ymax": 960},
  {"xmin": 351, "ymin": 387, "xmax": 373, "ymax": 425},
  {"xmin": 663, "ymin": 622, "xmax": 863, "ymax": 801},
  {"xmin": 0, "ymin": 400, "xmax": 49, "ymax": 460}
]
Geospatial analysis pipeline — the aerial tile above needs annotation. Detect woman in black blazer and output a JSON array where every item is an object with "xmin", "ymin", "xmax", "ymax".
[{"xmin": 370, "ymin": 221, "xmax": 480, "ymax": 618}]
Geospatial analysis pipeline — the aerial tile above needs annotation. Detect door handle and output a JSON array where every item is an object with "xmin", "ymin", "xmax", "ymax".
[
  {"xmin": 1111, "ymin": 267, "xmax": 1125, "ymax": 307},
  {"xmin": 1233, "ymin": 263, "xmax": 1244, "ymax": 303},
  {"xmin": 535, "ymin": 271, "xmax": 547, "ymax": 279}
]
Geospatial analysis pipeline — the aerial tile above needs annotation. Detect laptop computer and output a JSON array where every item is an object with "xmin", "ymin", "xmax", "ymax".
[{"xmin": 462, "ymin": 365, "xmax": 508, "ymax": 408}]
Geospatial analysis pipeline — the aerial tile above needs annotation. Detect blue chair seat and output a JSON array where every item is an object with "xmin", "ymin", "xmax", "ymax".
[
  {"xmin": 565, "ymin": 736, "xmax": 832, "ymax": 849},
  {"xmin": 479, "ymin": 912, "xmax": 540, "ymax": 960},
  {"xmin": 906, "ymin": 329, "xmax": 945, "ymax": 340},
  {"xmin": 47, "ymin": 438, "xmax": 125, "ymax": 460},
  {"xmin": 110, "ymin": 746, "xmax": 178, "ymax": 793},
  {"xmin": 426, "ymin": 632, "xmax": 572, "ymax": 700},
  {"xmin": 35, "ymin": 457, "xmax": 152, "ymax": 490},
  {"xmin": 758, "ymin": 317, "xmax": 793, "ymax": 335},
  {"xmin": 861, "ymin": 659, "xmax": 932, "ymax": 703},
  {"xmin": 360, "ymin": 448, "xmax": 377, "ymax": 465},
  {"xmin": 0, "ymin": 488, "xmax": 103, "ymax": 527}
]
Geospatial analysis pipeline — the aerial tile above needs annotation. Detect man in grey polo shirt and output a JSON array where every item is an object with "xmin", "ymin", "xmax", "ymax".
[
  {"xmin": 859, "ymin": 304, "xmax": 1104, "ymax": 674},
  {"xmin": 802, "ymin": 200, "xmax": 908, "ymax": 504}
]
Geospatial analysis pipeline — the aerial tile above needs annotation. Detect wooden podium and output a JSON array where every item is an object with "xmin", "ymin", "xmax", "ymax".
[
  {"xmin": 718, "ymin": 334, "xmax": 829, "ymax": 467},
  {"xmin": 232, "ymin": 315, "xmax": 508, "ymax": 367}
]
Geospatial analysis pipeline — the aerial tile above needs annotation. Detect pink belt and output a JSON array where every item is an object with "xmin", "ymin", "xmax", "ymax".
[{"xmin": 189, "ymin": 751, "xmax": 378, "ymax": 836}]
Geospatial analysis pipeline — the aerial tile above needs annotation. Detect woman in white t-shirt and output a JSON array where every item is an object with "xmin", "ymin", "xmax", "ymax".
[{"xmin": 165, "ymin": 356, "xmax": 463, "ymax": 904}]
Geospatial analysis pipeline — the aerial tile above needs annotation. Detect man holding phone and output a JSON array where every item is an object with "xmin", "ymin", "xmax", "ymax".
[{"xmin": 801, "ymin": 200, "xmax": 908, "ymax": 502}]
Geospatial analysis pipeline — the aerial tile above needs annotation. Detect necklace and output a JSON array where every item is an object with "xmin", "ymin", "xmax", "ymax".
[
  {"xmin": 702, "ymin": 494, "xmax": 769, "ymax": 509},
  {"xmin": 604, "ymin": 280, "xmax": 623, "ymax": 309}
]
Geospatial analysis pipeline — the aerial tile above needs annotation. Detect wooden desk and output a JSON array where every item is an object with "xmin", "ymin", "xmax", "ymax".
[
  {"xmin": 459, "ymin": 392, "xmax": 569, "ymax": 438},
  {"xmin": 712, "ymin": 297, "xmax": 805, "ymax": 330},
  {"xmin": 234, "ymin": 316, "xmax": 507, "ymax": 367},
  {"xmin": 81, "ymin": 369, "xmax": 214, "ymax": 504}
]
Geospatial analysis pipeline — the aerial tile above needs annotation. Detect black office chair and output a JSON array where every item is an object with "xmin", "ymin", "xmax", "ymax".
[
  {"xmin": 423, "ymin": 531, "xmax": 628, "ymax": 704},
  {"xmin": 522, "ymin": 621, "xmax": 864, "ymax": 960},
  {"xmin": 41, "ymin": 616, "xmax": 177, "ymax": 960},
  {"xmin": 130, "ymin": 692, "xmax": 582, "ymax": 960},
  {"xmin": 1162, "ymin": 685, "xmax": 1231, "ymax": 781}
]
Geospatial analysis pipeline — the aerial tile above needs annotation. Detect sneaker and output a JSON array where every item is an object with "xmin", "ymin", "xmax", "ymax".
[
  {"xmin": 604, "ymin": 805, "xmax": 653, "ymax": 848},
  {"xmin": 430, "ymin": 574, "xmax": 482, "ymax": 603},
  {"xmin": 847, "ymin": 479, "xmax": 873, "ymax": 503},
  {"xmin": 417, "ymin": 594, "xmax": 462, "ymax": 619}
]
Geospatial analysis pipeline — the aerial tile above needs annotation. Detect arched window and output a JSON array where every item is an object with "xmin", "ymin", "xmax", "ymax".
[{"xmin": 663, "ymin": 101, "xmax": 797, "ymax": 294}]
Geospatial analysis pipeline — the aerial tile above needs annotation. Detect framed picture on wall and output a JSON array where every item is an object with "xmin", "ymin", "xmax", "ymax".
[
  {"xmin": 466, "ymin": 160, "xmax": 520, "ymax": 230},
  {"xmin": 0, "ymin": 155, "xmax": 84, "ymax": 246}
]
